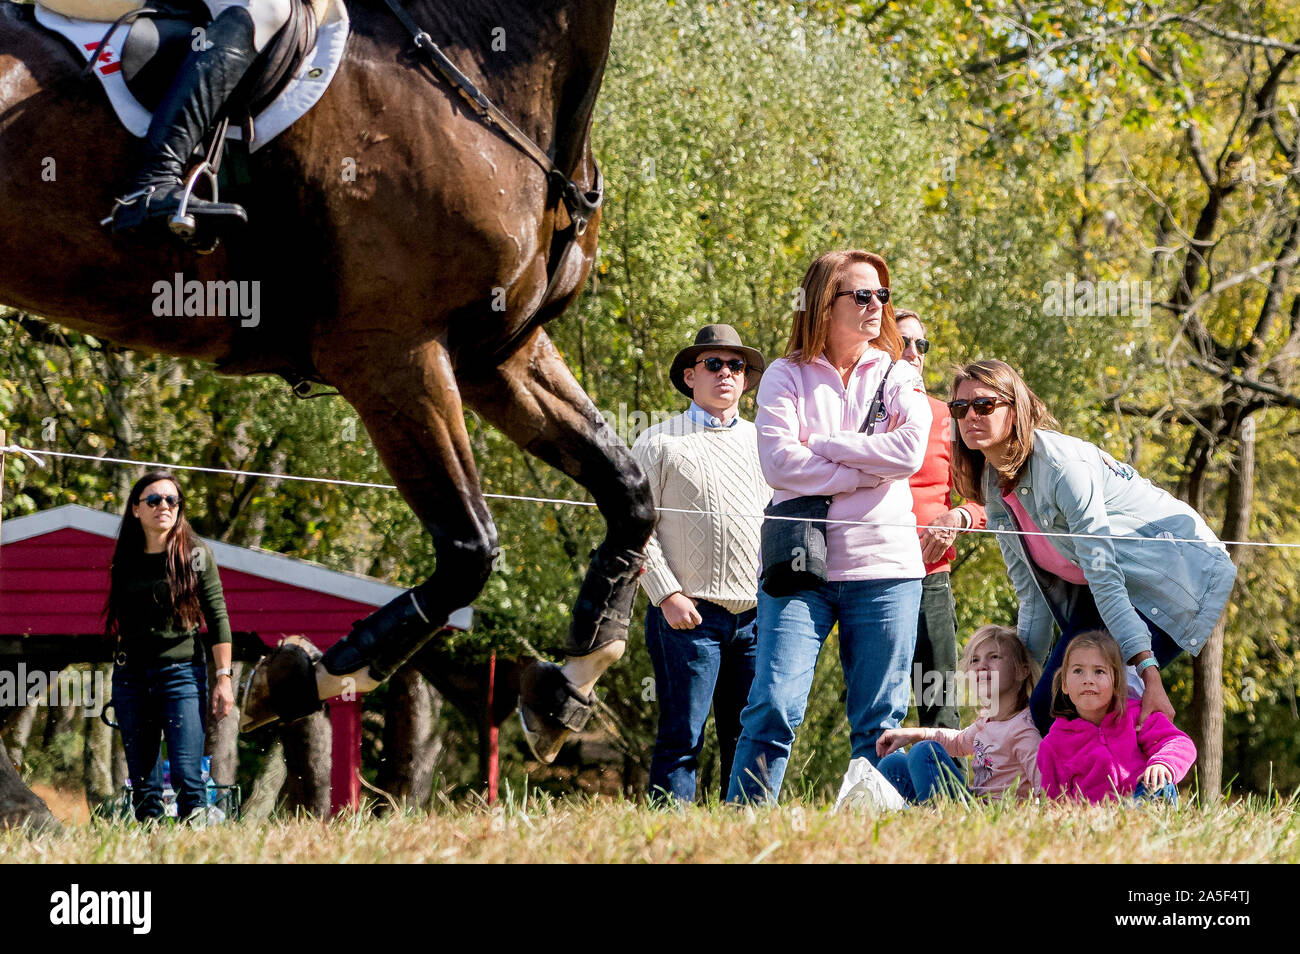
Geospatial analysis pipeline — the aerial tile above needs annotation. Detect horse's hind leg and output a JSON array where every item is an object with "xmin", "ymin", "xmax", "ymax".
[
  {"xmin": 461, "ymin": 328, "xmax": 654, "ymax": 763},
  {"xmin": 240, "ymin": 339, "xmax": 498, "ymax": 730}
]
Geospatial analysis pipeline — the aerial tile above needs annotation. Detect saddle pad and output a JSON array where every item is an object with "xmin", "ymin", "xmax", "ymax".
[
  {"xmin": 34, "ymin": 0, "xmax": 349, "ymax": 152},
  {"xmin": 36, "ymin": 0, "xmax": 336, "ymax": 26},
  {"xmin": 35, "ymin": 0, "xmax": 143, "ymax": 21}
]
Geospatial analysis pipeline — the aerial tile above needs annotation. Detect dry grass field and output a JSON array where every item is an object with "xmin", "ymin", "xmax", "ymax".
[{"xmin": 3, "ymin": 789, "xmax": 1297, "ymax": 864}]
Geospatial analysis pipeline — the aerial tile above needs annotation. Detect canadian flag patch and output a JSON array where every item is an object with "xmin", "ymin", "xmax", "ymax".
[{"xmin": 83, "ymin": 41, "xmax": 122, "ymax": 76}]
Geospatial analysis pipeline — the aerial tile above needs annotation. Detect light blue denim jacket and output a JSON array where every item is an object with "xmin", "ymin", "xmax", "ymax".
[{"xmin": 983, "ymin": 430, "xmax": 1237, "ymax": 664}]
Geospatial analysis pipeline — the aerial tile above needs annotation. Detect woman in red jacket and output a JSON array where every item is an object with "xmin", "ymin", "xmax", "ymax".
[{"xmin": 896, "ymin": 310, "xmax": 985, "ymax": 729}]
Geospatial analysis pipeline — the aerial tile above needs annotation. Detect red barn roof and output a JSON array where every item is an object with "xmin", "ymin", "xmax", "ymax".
[{"xmin": 0, "ymin": 504, "xmax": 471, "ymax": 647}]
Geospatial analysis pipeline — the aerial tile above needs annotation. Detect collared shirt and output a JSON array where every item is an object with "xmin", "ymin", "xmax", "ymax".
[
  {"xmin": 687, "ymin": 401, "xmax": 739, "ymax": 429},
  {"xmin": 630, "ymin": 410, "xmax": 771, "ymax": 613}
]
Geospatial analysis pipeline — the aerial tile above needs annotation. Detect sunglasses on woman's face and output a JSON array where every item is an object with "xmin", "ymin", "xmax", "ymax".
[
  {"xmin": 948, "ymin": 397, "xmax": 1013, "ymax": 420},
  {"xmin": 834, "ymin": 287, "xmax": 890, "ymax": 306},
  {"xmin": 695, "ymin": 357, "xmax": 747, "ymax": 374},
  {"xmin": 902, "ymin": 336, "xmax": 931, "ymax": 355},
  {"xmin": 142, "ymin": 494, "xmax": 180, "ymax": 509}
]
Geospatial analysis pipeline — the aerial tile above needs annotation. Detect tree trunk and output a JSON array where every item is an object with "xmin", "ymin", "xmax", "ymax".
[
  {"xmin": 5, "ymin": 703, "xmax": 38, "ymax": 768},
  {"xmin": 42, "ymin": 687, "xmax": 80, "ymax": 777},
  {"xmin": 111, "ymin": 729, "xmax": 128, "ymax": 790},
  {"xmin": 82, "ymin": 667, "xmax": 115, "ymax": 808},
  {"xmin": 241, "ymin": 740, "xmax": 286, "ymax": 821},
  {"xmin": 280, "ymin": 711, "xmax": 331, "ymax": 816},
  {"xmin": 376, "ymin": 667, "xmax": 444, "ymax": 812},
  {"xmin": 0, "ymin": 750, "xmax": 57, "ymax": 831},
  {"xmin": 1191, "ymin": 415, "xmax": 1255, "ymax": 801},
  {"xmin": 205, "ymin": 659, "xmax": 243, "ymax": 786},
  {"xmin": 42, "ymin": 686, "xmax": 78, "ymax": 747}
]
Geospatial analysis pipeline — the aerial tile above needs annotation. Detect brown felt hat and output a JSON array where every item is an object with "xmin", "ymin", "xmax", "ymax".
[{"xmin": 668, "ymin": 324, "xmax": 766, "ymax": 398}]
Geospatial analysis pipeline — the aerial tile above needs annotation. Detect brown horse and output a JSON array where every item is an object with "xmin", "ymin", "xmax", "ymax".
[{"xmin": 0, "ymin": 0, "xmax": 653, "ymax": 827}]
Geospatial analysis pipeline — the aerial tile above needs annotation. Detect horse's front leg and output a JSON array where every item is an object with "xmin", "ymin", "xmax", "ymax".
[
  {"xmin": 461, "ymin": 327, "xmax": 655, "ymax": 763},
  {"xmin": 239, "ymin": 337, "xmax": 499, "ymax": 730}
]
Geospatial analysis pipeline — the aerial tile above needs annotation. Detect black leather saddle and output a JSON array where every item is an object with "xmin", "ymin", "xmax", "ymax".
[{"xmin": 109, "ymin": 0, "xmax": 316, "ymax": 122}]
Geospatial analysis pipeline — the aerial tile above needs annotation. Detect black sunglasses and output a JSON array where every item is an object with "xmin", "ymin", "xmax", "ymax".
[
  {"xmin": 902, "ymin": 336, "xmax": 931, "ymax": 355},
  {"xmin": 142, "ymin": 493, "xmax": 180, "ymax": 508},
  {"xmin": 948, "ymin": 397, "xmax": 1013, "ymax": 419},
  {"xmin": 695, "ymin": 357, "xmax": 746, "ymax": 374},
  {"xmin": 835, "ymin": 287, "xmax": 891, "ymax": 306}
]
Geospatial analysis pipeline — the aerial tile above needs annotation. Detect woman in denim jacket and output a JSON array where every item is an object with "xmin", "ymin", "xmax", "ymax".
[{"xmin": 949, "ymin": 360, "xmax": 1236, "ymax": 735}]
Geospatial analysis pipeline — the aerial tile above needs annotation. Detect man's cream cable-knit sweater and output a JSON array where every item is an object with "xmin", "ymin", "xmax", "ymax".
[{"xmin": 630, "ymin": 411, "xmax": 773, "ymax": 614}]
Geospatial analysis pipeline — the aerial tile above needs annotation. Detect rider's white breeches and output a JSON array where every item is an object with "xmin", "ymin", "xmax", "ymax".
[{"xmin": 205, "ymin": 0, "xmax": 292, "ymax": 51}]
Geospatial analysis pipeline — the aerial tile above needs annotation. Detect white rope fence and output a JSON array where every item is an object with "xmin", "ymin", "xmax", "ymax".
[{"xmin": 3, "ymin": 442, "xmax": 1298, "ymax": 551}]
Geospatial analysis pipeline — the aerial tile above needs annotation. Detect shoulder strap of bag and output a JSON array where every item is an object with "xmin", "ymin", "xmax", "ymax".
[{"xmin": 860, "ymin": 359, "xmax": 897, "ymax": 435}]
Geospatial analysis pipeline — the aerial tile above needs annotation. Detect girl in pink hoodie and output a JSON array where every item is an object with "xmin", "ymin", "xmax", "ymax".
[{"xmin": 1036, "ymin": 631, "xmax": 1196, "ymax": 803}]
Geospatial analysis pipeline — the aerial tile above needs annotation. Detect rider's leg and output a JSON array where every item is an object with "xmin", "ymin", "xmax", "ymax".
[
  {"xmin": 207, "ymin": 0, "xmax": 292, "ymax": 50},
  {"xmin": 109, "ymin": 0, "xmax": 292, "ymax": 233}
]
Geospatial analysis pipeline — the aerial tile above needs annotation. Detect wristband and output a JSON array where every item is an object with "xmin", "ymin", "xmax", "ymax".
[
  {"xmin": 215, "ymin": 667, "xmax": 233, "ymax": 679},
  {"xmin": 1137, "ymin": 657, "xmax": 1159, "ymax": 676}
]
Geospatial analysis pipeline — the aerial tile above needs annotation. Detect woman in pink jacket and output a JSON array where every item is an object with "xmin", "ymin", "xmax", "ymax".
[
  {"xmin": 1037, "ymin": 630, "xmax": 1196, "ymax": 802},
  {"xmin": 726, "ymin": 249, "xmax": 932, "ymax": 803}
]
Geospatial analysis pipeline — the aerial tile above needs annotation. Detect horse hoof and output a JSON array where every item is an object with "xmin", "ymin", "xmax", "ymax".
[
  {"xmin": 516, "ymin": 659, "xmax": 594, "ymax": 765},
  {"xmin": 239, "ymin": 635, "xmax": 325, "ymax": 733},
  {"xmin": 517, "ymin": 702, "xmax": 569, "ymax": 765}
]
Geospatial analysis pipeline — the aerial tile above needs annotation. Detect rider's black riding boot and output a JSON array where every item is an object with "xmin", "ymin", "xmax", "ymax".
[{"xmin": 108, "ymin": 7, "xmax": 258, "ymax": 236}]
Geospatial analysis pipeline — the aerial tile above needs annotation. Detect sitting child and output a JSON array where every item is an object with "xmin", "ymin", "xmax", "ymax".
[
  {"xmin": 1036, "ymin": 630, "xmax": 1197, "ymax": 803},
  {"xmin": 872, "ymin": 624, "xmax": 1043, "ymax": 803}
]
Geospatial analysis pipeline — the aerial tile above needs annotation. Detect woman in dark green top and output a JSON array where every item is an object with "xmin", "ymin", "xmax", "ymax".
[{"xmin": 105, "ymin": 471, "xmax": 233, "ymax": 821}]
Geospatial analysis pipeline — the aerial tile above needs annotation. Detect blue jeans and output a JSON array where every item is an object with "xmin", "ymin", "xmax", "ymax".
[
  {"xmin": 914, "ymin": 571, "xmax": 959, "ymax": 729},
  {"xmin": 878, "ymin": 740, "xmax": 971, "ymax": 803},
  {"xmin": 1133, "ymin": 782, "xmax": 1179, "ymax": 804},
  {"xmin": 112, "ymin": 660, "xmax": 207, "ymax": 821},
  {"xmin": 1030, "ymin": 586, "xmax": 1183, "ymax": 736},
  {"xmin": 726, "ymin": 577, "xmax": 922, "ymax": 803},
  {"xmin": 645, "ymin": 601, "xmax": 758, "ymax": 803}
]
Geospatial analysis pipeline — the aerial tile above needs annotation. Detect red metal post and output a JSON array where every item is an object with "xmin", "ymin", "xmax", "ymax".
[
  {"xmin": 328, "ymin": 698, "xmax": 361, "ymax": 815},
  {"xmin": 487, "ymin": 651, "xmax": 499, "ymax": 805}
]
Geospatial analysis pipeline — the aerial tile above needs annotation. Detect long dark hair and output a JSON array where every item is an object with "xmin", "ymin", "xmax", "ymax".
[{"xmin": 104, "ymin": 471, "xmax": 204, "ymax": 638}]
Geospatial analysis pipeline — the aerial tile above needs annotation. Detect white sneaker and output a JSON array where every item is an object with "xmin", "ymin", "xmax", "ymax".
[{"xmin": 834, "ymin": 756, "xmax": 906, "ymax": 813}]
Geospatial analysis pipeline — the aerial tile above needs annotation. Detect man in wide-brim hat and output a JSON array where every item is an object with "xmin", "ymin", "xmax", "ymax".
[
  {"xmin": 631, "ymin": 323, "xmax": 771, "ymax": 804},
  {"xmin": 667, "ymin": 323, "xmax": 766, "ymax": 398}
]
